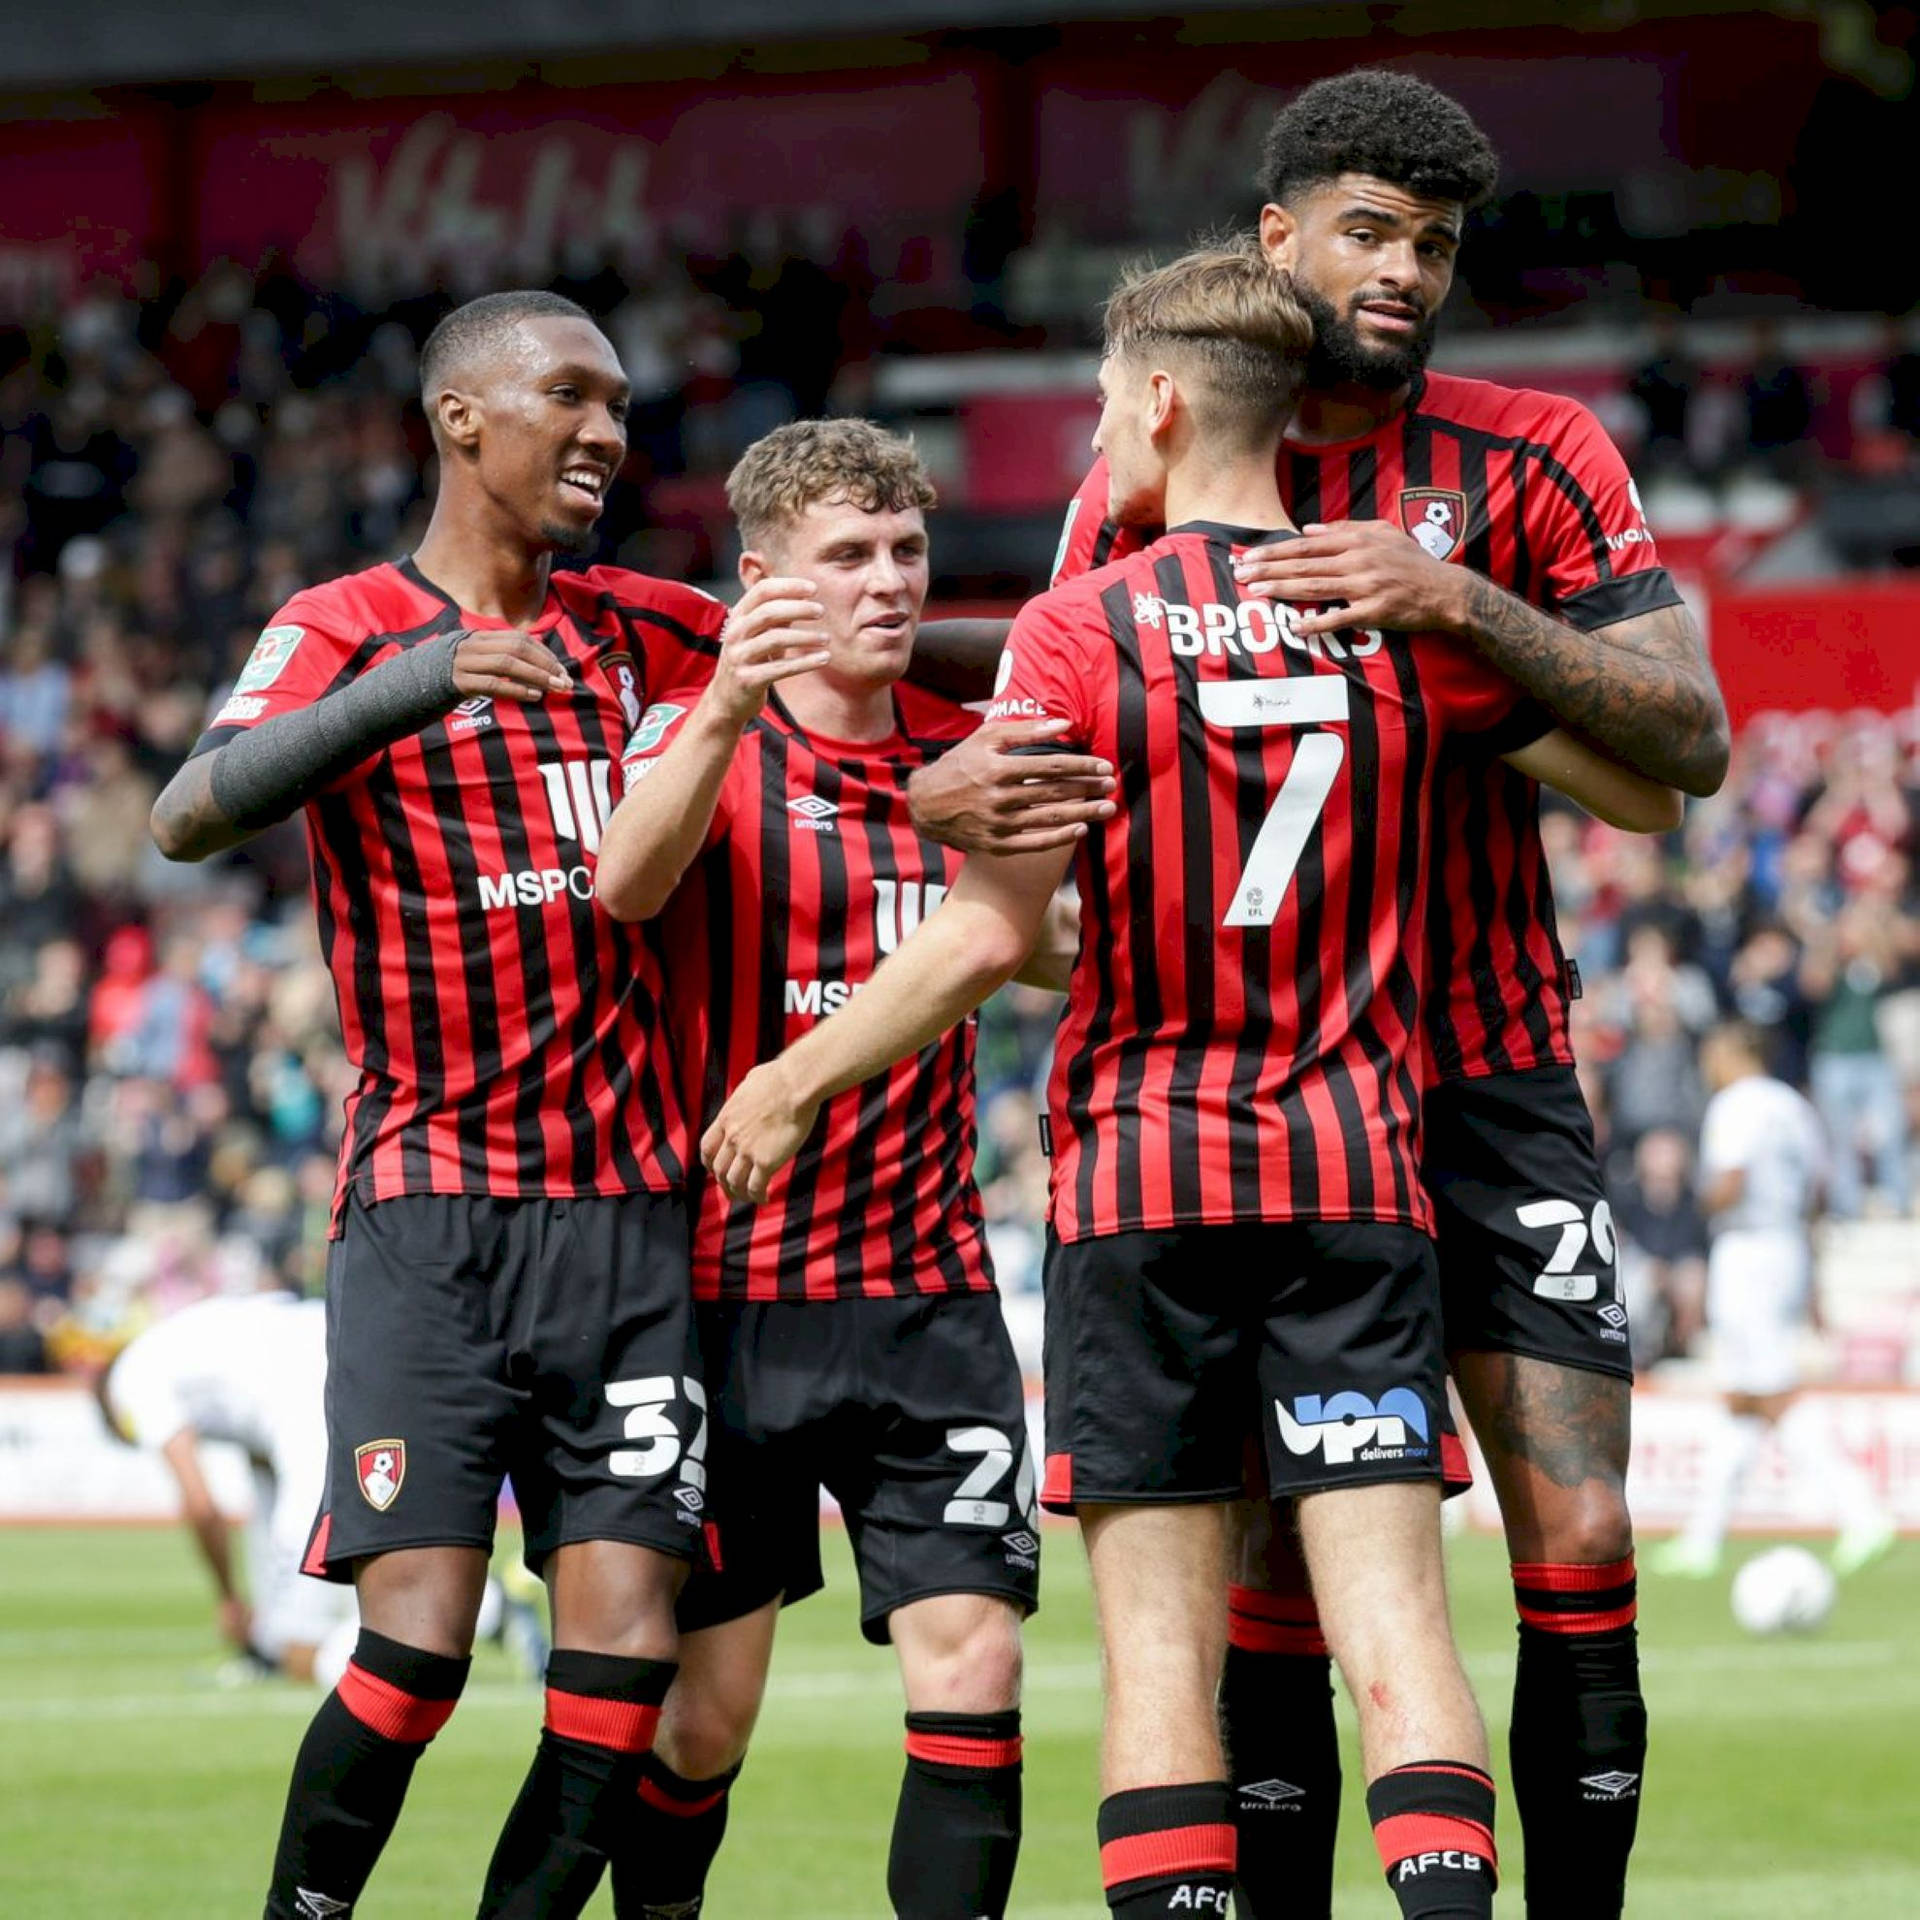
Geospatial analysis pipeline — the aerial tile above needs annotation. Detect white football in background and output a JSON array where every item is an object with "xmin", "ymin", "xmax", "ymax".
[{"xmin": 1730, "ymin": 1545, "xmax": 1837, "ymax": 1635}]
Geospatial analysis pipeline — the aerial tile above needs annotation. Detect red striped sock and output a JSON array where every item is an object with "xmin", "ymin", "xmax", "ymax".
[
  {"xmin": 1366, "ymin": 1761, "xmax": 1496, "ymax": 1918},
  {"xmin": 889, "ymin": 1710, "xmax": 1023, "ymax": 1918},
  {"xmin": 1223, "ymin": 1587, "xmax": 1340, "ymax": 1917},
  {"xmin": 1511, "ymin": 1556, "xmax": 1645, "ymax": 1918},
  {"xmin": 1097, "ymin": 1781, "xmax": 1236, "ymax": 1916}
]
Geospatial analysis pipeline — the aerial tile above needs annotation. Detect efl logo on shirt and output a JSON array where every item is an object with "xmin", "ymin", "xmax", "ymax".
[
  {"xmin": 629, "ymin": 701, "xmax": 684, "ymax": 757},
  {"xmin": 1275, "ymin": 1388, "xmax": 1430, "ymax": 1465},
  {"xmin": 1398, "ymin": 489, "xmax": 1467, "ymax": 562},
  {"xmin": 234, "ymin": 625, "xmax": 305, "ymax": 694}
]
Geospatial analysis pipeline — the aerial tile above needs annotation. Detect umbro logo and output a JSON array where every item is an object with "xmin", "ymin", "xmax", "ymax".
[
  {"xmin": 1581, "ymin": 1770, "xmax": 1640, "ymax": 1800},
  {"xmin": 1598, "ymin": 1303, "xmax": 1629, "ymax": 1329},
  {"xmin": 295, "ymin": 1892, "xmax": 352, "ymax": 1918},
  {"xmin": 673, "ymin": 1485, "xmax": 705, "ymax": 1514},
  {"xmin": 1003, "ymin": 1530, "xmax": 1039, "ymax": 1557},
  {"xmin": 787, "ymin": 793, "xmax": 839, "ymax": 831},
  {"xmin": 449, "ymin": 696, "xmax": 494, "ymax": 736},
  {"xmin": 1240, "ymin": 1778, "xmax": 1305, "ymax": 1808}
]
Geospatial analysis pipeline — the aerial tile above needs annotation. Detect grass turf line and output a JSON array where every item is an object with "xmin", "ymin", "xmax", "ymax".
[{"xmin": 1, "ymin": 1525, "xmax": 1915, "ymax": 1915}]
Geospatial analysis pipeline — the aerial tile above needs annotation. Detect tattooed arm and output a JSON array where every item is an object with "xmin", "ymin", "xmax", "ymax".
[
  {"xmin": 1452, "ymin": 574, "xmax": 1729, "ymax": 798},
  {"xmin": 1234, "ymin": 521, "xmax": 1730, "ymax": 797}
]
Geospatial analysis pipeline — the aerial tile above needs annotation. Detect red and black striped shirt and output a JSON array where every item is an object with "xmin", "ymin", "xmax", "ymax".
[
  {"xmin": 1054, "ymin": 372, "xmax": 1684, "ymax": 1081},
  {"xmin": 190, "ymin": 558, "xmax": 723, "ymax": 1226},
  {"xmin": 628, "ymin": 684, "xmax": 993, "ymax": 1302},
  {"xmin": 993, "ymin": 523, "xmax": 1534, "ymax": 1243}
]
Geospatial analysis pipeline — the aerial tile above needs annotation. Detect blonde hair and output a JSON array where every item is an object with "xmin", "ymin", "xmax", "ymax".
[
  {"xmin": 1102, "ymin": 246, "xmax": 1313, "ymax": 445},
  {"xmin": 726, "ymin": 418, "xmax": 938, "ymax": 552}
]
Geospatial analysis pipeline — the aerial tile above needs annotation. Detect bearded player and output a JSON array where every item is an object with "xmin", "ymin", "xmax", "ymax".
[
  {"xmin": 701, "ymin": 250, "xmax": 1676, "ymax": 1920},
  {"xmin": 908, "ymin": 72, "xmax": 1728, "ymax": 1920}
]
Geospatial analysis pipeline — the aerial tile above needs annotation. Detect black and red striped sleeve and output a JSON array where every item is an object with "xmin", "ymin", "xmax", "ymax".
[{"xmin": 1519, "ymin": 399, "xmax": 1685, "ymax": 631}]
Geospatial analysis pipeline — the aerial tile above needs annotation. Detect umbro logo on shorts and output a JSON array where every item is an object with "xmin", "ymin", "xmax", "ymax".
[{"xmin": 295, "ymin": 1892, "xmax": 352, "ymax": 1918}]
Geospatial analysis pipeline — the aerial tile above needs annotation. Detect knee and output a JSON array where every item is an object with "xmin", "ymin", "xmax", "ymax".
[
  {"xmin": 897, "ymin": 1598, "xmax": 1024, "ymax": 1714},
  {"xmin": 658, "ymin": 1685, "xmax": 755, "ymax": 1781},
  {"xmin": 1518, "ymin": 1484, "xmax": 1635, "ymax": 1570}
]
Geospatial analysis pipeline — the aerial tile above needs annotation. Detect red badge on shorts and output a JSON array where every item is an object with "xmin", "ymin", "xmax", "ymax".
[
  {"xmin": 355, "ymin": 1439, "xmax": 406, "ymax": 1511},
  {"xmin": 1399, "ymin": 488, "xmax": 1467, "ymax": 562}
]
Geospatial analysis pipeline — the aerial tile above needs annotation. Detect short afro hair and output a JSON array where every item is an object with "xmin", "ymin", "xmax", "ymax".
[
  {"xmin": 1255, "ymin": 69, "xmax": 1499, "ymax": 212},
  {"xmin": 419, "ymin": 290, "xmax": 596, "ymax": 405}
]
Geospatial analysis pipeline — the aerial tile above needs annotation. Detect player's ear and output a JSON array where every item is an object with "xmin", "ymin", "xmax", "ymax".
[
  {"xmin": 1145, "ymin": 370, "xmax": 1178, "ymax": 441},
  {"xmin": 1259, "ymin": 201, "xmax": 1297, "ymax": 270},
  {"xmin": 737, "ymin": 548, "xmax": 770, "ymax": 591},
  {"xmin": 435, "ymin": 387, "xmax": 483, "ymax": 458}
]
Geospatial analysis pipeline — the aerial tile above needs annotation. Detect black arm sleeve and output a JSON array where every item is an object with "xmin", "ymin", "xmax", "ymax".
[{"xmin": 208, "ymin": 633, "xmax": 463, "ymax": 830}]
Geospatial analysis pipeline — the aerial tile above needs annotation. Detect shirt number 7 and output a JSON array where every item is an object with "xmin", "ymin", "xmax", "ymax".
[{"xmin": 1198, "ymin": 676, "xmax": 1351, "ymax": 928}]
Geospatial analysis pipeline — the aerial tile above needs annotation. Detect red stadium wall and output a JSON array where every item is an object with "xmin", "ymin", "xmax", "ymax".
[{"xmin": 1710, "ymin": 582, "xmax": 1920, "ymax": 725}]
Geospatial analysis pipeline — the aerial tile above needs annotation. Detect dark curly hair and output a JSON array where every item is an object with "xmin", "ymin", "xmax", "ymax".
[{"xmin": 1255, "ymin": 69, "xmax": 1499, "ymax": 211}]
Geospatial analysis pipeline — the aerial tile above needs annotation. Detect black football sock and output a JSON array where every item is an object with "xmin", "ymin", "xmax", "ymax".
[
  {"xmin": 1098, "ymin": 1781, "xmax": 1236, "ymax": 1917},
  {"xmin": 887, "ymin": 1710, "xmax": 1024, "ymax": 1919},
  {"xmin": 1367, "ymin": 1761, "xmax": 1497, "ymax": 1920},
  {"xmin": 476, "ymin": 1649, "xmax": 677, "ymax": 1919},
  {"xmin": 264, "ymin": 1628, "xmax": 469, "ymax": 1919},
  {"xmin": 1221, "ymin": 1585, "xmax": 1340, "ymax": 1919},
  {"xmin": 1510, "ymin": 1557, "xmax": 1646, "ymax": 1918},
  {"xmin": 606, "ymin": 1752, "xmax": 742, "ymax": 1918}
]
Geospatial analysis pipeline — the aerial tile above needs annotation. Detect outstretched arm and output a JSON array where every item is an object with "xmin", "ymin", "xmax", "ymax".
[
  {"xmin": 1234, "ymin": 522, "xmax": 1730, "ymax": 796},
  {"xmin": 1504, "ymin": 728, "xmax": 1683, "ymax": 833},
  {"xmin": 150, "ymin": 631, "xmax": 572, "ymax": 861},
  {"xmin": 703, "ymin": 843, "xmax": 1071, "ymax": 1201}
]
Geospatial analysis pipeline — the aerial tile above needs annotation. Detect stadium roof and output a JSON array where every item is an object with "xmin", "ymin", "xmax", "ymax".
[{"xmin": 3, "ymin": 0, "xmax": 1327, "ymax": 90}]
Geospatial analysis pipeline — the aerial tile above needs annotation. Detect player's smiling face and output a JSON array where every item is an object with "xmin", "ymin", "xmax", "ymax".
[
  {"xmin": 472, "ymin": 315, "xmax": 630, "ymax": 554},
  {"xmin": 762, "ymin": 497, "xmax": 930, "ymax": 689},
  {"xmin": 1259, "ymin": 173, "xmax": 1462, "ymax": 392}
]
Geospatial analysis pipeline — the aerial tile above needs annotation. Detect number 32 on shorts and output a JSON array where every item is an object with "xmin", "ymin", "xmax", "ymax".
[{"xmin": 605, "ymin": 1375, "xmax": 709, "ymax": 1488}]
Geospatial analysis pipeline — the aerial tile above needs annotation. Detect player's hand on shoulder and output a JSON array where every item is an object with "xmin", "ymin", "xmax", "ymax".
[
  {"xmin": 450, "ymin": 630, "xmax": 574, "ymax": 703},
  {"xmin": 701, "ymin": 1058, "xmax": 818, "ymax": 1204},
  {"xmin": 1233, "ymin": 519, "xmax": 1470, "ymax": 638},
  {"xmin": 907, "ymin": 718, "xmax": 1116, "ymax": 855},
  {"xmin": 703, "ymin": 576, "xmax": 832, "ymax": 728}
]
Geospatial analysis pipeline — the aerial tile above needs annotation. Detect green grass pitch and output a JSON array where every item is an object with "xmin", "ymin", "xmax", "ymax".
[{"xmin": 2, "ymin": 1524, "xmax": 1915, "ymax": 1915}]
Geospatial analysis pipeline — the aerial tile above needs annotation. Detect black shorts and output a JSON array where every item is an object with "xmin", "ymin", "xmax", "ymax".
[
  {"xmin": 304, "ymin": 1191, "xmax": 706, "ymax": 1582},
  {"xmin": 676, "ymin": 1291, "xmax": 1040, "ymax": 1646},
  {"xmin": 1423, "ymin": 1065, "xmax": 1634, "ymax": 1382},
  {"xmin": 1039, "ymin": 1221, "xmax": 1451, "ymax": 1513}
]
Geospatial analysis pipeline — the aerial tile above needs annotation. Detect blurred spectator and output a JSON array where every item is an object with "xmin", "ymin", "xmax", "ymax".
[
  {"xmin": 1629, "ymin": 311, "xmax": 1700, "ymax": 473},
  {"xmin": 1800, "ymin": 898, "xmax": 1914, "ymax": 1217},
  {"xmin": 1741, "ymin": 320, "xmax": 1814, "ymax": 473},
  {"xmin": 1613, "ymin": 1127, "xmax": 1710, "ymax": 1363},
  {"xmin": 0, "ymin": 1277, "xmax": 49, "ymax": 1373}
]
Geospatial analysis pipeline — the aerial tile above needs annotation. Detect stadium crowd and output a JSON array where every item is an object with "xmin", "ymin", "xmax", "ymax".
[{"xmin": 0, "ymin": 253, "xmax": 1917, "ymax": 1377}]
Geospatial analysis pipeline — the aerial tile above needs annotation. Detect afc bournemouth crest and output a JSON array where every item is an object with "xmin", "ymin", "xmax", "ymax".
[
  {"xmin": 1399, "ymin": 488, "xmax": 1467, "ymax": 562},
  {"xmin": 355, "ymin": 1440, "xmax": 406, "ymax": 1512}
]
